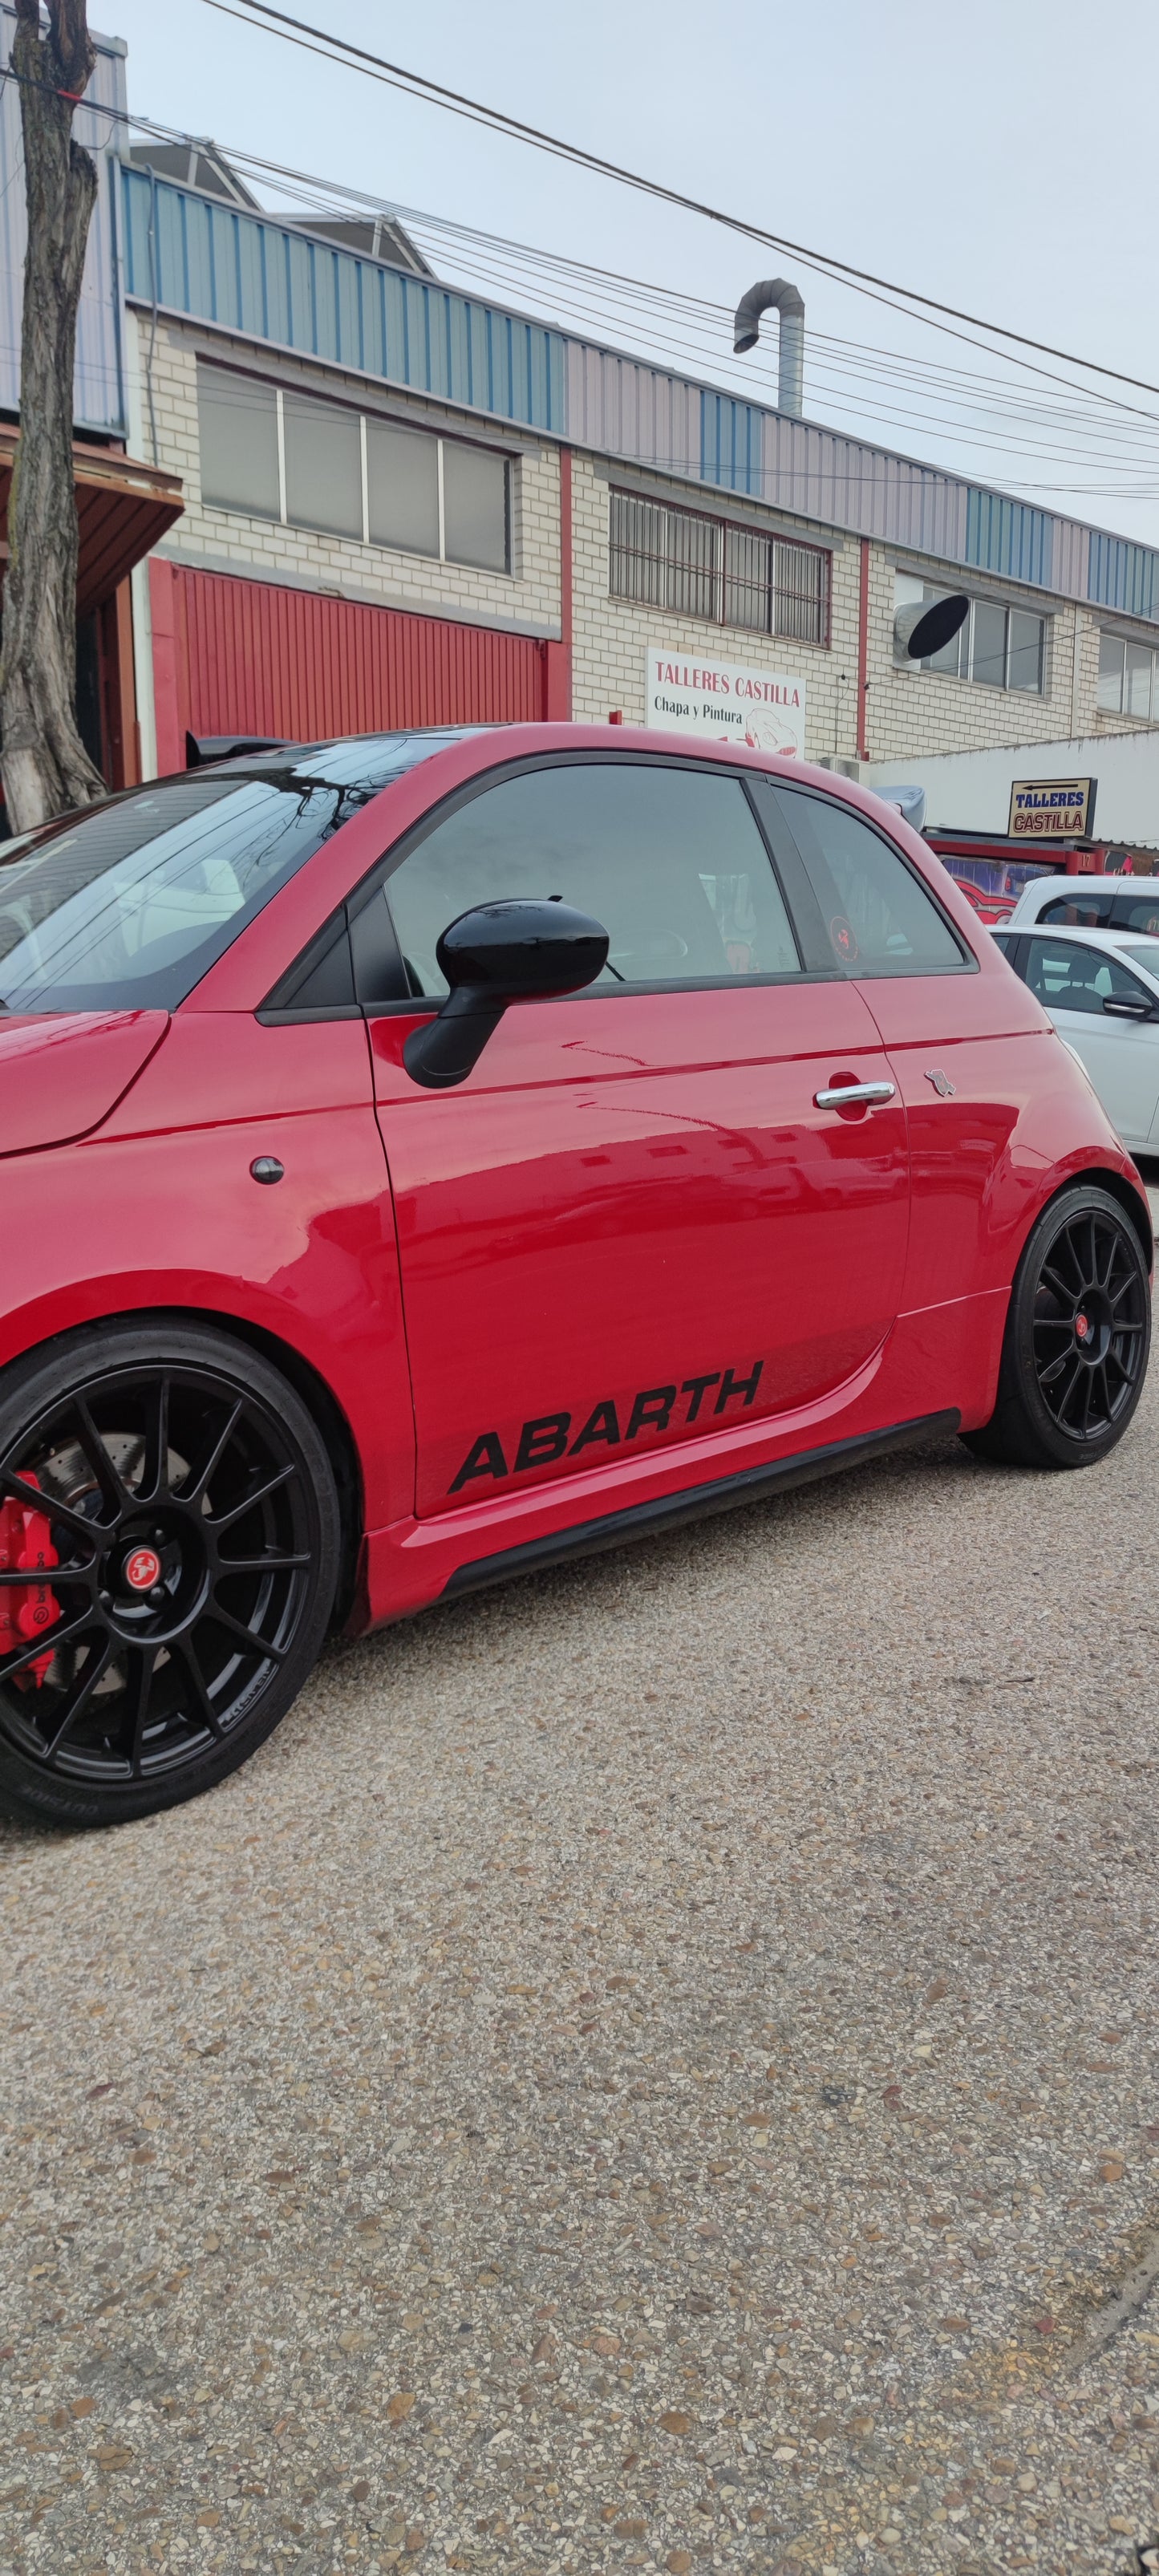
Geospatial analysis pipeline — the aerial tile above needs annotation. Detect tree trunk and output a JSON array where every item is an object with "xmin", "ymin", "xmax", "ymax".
[{"xmin": 0, "ymin": 0, "xmax": 107, "ymax": 834}]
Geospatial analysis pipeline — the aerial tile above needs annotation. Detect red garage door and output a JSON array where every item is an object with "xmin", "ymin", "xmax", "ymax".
[{"xmin": 150, "ymin": 561, "xmax": 558, "ymax": 765}]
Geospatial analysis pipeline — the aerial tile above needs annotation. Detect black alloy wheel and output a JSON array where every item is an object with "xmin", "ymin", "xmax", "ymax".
[
  {"xmin": 0, "ymin": 1321, "xmax": 340, "ymax": 1827},
  {"xmin": 963, "ymin": 1183, "xmax": 1151, "ymax": 1471}
]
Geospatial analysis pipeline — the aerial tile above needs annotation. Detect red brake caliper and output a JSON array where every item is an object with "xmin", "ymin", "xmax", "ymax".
[{"xmin": 0, "ymin": 1474, "xmax": 61, "ymax": 1687}]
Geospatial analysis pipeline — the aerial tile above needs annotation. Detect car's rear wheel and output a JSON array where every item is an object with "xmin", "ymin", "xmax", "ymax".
[
  {"xmin": 962, "ymin": 1183, "xmax": 1150, "ymax": 1470},
  {"xmin": 0, "ymin": 1320, "xmax": 340, "ymax": 1828}
]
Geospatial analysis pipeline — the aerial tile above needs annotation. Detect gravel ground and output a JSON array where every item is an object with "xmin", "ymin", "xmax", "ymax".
[{"xmin": 3, "ymin": 1203, "xmax": 1159, "ymax": 2576}]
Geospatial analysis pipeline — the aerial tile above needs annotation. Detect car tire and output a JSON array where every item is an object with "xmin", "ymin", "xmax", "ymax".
[
  {"xmin": 962, "ymin": 1183, "xmax": 1150, "ymax": 1471},
  {"xmin": 0, "ymin": 1317, "xmax": 341, "ymax": 1829}
]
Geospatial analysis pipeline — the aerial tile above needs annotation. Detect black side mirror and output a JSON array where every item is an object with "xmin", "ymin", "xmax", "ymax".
[
  {"xmin": 1103, "ymin": 993, "xmax": 1153, "ymax": 1021},
  {"xmin": 403, "ymin": 899, "xmax": 610, "ymax": 1090}
]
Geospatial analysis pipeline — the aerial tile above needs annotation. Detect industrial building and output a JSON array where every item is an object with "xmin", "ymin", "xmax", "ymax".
[{"xmin": 4, "ymin": 7, "xmax": 1159, "ymax": 813}]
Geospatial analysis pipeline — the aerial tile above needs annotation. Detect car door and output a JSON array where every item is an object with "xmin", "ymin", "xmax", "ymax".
[
  {"xmin": 363, "ymin": 754, "xmax": 910, "ymax": 1518},
  {"xmin": 1021, "ymin": 936, "xmax": 1159, "ymax": 1146},
  {"xmin": 758, "ymin": 779, "xmax": 1040, "ymax": 1317}
]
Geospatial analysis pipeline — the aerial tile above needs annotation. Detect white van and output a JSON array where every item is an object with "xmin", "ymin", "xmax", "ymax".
[{"xmin": 1005, "ymin": 872, "xmax": 1159, "ymax": 937}]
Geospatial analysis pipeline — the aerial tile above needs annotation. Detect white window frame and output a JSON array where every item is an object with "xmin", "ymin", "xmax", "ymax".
[
  {"xmin": 1097, "ymin": 628, "xmax": 1159, "ymax": 722},
  {"xmin": 197, "ymin": 365, "xmax": 510, "ymax": 574},
  {"xmin": 894, "ymin": 574, "xmax": 1047, "ymax": 697}
]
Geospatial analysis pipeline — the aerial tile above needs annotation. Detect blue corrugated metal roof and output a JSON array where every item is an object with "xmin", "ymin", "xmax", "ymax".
[
  {"xmin": 965, "ymin": 489, "xmax": 1053, "ymax": 590},
  {"xmin": 700, "ymin": 391, "xmax": 764, "ymax": 495},
  {"xmin": 118, "ymin": 160, "xmax": 1159, "ymax": 626},
  {"xmin": 122, "ymin": 164, "xmax": 565, "ymax": 432},
  {"xmin": 1087, "ymin": 530, "xmax": 1159, "ymax": 622}
]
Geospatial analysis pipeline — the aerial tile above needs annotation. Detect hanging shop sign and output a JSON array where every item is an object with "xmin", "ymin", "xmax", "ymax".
[
  {"xmin": 644, "ymin": 647, "xmax": 806, "ymax": 757},
  {"xmin": 1007, "ymin": 777, "xmax": 1097, "ymax": 840}
]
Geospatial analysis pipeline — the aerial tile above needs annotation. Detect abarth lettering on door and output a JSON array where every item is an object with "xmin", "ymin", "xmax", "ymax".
[{"xmin": 449, "ymin": 1359, "xmax": 766, "ymax": 1491}]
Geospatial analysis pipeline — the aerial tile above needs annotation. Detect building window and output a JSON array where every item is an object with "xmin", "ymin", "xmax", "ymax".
[
  {"xmin": 1098, "ymin": 630, "xmax": 1159, "ymax": 720},
  {"xmin": 896, "ymin": 576, "xmax": 1046, "ymax": 695},
  {"xmin": 197, "ymin": 364, "xmax": 510, "ymax": 572},
  {"xmin": 610, "ymin": 490, "xmax": 829, "ymax": 645},
  {"xmin": 197, "ymin": 369, "xmax": 280, "ymax": 521}
]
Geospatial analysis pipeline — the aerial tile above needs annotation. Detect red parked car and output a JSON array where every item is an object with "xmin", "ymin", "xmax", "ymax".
[{"xmin": 0, "ymin": 725, "xmax": 1149, "ymax": 1827}]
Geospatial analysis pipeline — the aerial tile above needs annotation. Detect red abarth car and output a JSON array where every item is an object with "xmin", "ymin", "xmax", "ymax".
[{"xmin": 0, "ymin": 724, "xmax": 1150, "ymax": 1828}]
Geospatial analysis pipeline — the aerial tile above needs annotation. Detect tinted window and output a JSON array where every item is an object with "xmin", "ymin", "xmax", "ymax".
[
  {"xmin": 381, "ymin": 761, "xmax": 802, "ymax": 999},
  {"xmin": 442, "ymin": 444, "xmax": 509, "ymax": 574},
  {"xmin": 0, "ymin": 736, "xmax": 469, "ymax": 1014},
  {"xmin": 770, "ymin": 786, "xmax": 964, "ymax": 976},
  {"xmin": 1038, "ymin": 893, "xmax": 1114, "ymax": 928},
  {"xmin": 1126, "ymin": 643, "xmax": 1154, "ymax": 720},
  {"xmin": 367, "ymin": 418, "xmax": 439, "ymax": 556},
  {"xmin": 1008, "ymin": 609, "xmax": 1044, "ymax": 693},
  {"xmin": 1099, "ymin": 632, "xmax": 1125, "ymax": 712},
  {"xmin": 1121, "ymin": 945, "xmax": 1159, "ymax": 980},
  {"xmin": 1111, "ymin": 893, "xmax": 1159, "ymax": 936},
  {"xmin": 197, "ymin": 367, "xmax": 279, "ymax": 519},
  {"xmin": 283, "ymin": 391, "xmax": 362, "ymax": 541},
  {"xmin": 1023, "ymin": 939, "xmax": 1152, "ymax": 1018},
  {"xmin": 972, "ymin": 600, "xmax": 1007, "ymax": 688}
]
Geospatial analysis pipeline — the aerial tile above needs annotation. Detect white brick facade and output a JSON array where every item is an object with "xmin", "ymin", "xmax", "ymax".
[
  {"xmin": 567, "ymin": 454, "xmax": 861, "ymax": 756},
  {"xmin": 136, "ymin": 315, "xmax": 562, "ymax": 639},
  {"xmin": 134, "ymin": 312, "xmax": 1159, "ymax": 778}
]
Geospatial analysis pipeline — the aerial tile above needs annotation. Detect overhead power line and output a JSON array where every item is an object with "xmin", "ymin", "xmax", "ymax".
[
  {"xmin": 199, "ymin": 0, "xmax": 1159, "ymax": 407},
  {"xmin": 22, "ymin": 45, "xmax": 1159, "ymax": 509},
  {"xmin": 157, "ymin": 130, "xmax": 1159, "ymax": 502}
]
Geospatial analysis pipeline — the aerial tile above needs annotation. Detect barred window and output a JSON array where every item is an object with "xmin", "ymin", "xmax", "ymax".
[{"xmin": 610, "ymin": 490, "xmax": 829, "ymax": 644}]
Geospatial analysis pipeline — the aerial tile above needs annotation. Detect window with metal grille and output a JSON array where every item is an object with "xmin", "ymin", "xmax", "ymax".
[{"xmin": 610, "ymin": 491, "xmax": 829, "ymax": 644}]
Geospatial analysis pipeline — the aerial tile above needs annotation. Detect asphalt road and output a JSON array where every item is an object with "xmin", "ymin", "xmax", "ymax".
[{"xmin": 3, "ymin": 1194, "xmax": 1159, "ymax": 2576}]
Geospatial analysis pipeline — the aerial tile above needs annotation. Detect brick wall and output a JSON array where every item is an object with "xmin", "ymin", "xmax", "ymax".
[
  {"xmin": 136, "ymin": 316, "xmax": 562, "ymax": 639},
  {"xmin": 568, "ymin": 455, "xmax": 861, "ymax": 761},
  {"xmin": 136, "ymin": 318, "xmax": 1159, "ymax": 773},
  {"xmin": 568, "ymin": 455, "xmax": 1159, "ymax": 769}
]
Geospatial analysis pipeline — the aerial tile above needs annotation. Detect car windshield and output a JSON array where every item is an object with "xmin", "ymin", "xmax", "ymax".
[
  {"xmin": 1118, "ymin": 944, "xmax": 1159, "ymax": 981},
  {"xmin": 0, "ymin": 732, "xmax": 473, "ymax": 1013}
]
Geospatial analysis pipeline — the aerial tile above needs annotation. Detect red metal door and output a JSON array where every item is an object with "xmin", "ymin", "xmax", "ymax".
[{"xmin": 153, "ymin": 562, "xmax": 550, "ymax": 762}]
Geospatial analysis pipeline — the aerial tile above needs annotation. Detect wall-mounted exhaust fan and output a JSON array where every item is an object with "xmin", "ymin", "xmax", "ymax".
[{"xmin": 894, "ymin": 594, "xmax": 969, "ymax": 662}]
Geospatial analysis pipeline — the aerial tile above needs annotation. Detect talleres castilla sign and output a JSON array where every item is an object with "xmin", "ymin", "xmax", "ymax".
[
  {"xmin": 645, "ymin": 647, "xmax": 806, "ymax": 757},
  {"xmin": 1007, "ymin": 777, "xmax": 1097, "ymax": 840}
]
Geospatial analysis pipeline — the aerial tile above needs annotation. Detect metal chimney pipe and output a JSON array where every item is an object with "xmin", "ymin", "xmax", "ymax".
[{"xmin": 732, "ymin": 277, "xmax": 804, "ymax": 418}]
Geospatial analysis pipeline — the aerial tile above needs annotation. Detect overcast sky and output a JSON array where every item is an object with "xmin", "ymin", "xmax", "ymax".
[{"xmin": 105, "ymin": 0, "xmax": 1159, "ymax": 546}]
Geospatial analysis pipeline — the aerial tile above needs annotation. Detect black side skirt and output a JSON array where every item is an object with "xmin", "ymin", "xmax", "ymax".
[{"xmin": 442, "ymin": 1408, "xmax": 961, "ymax": 1599}]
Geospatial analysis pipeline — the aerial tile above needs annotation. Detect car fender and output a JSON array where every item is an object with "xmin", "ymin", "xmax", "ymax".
[{"xmin": 0, "ymin": 1116, "xmax": 416, "ymax": 1538}]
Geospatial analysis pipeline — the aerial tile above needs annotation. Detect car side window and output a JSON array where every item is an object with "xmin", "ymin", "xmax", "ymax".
[
  {"xmin": 1023, "ymin": 939, "xmax": 1152, "ymax": 1016},
  {"xmin": 1038, "ymin": 895, "xmax": 1113, "ymax": 928},
  {"xmin": 377, "ymin": 760, "xmax": 803, "ymax": 999},
  {"xmin": 768, "ymin": 784, "xmax": 965, "ymax": 976},
  {"xmin": 1111, "ymin": 894, "xmax": 1159, "ymax": 937}
]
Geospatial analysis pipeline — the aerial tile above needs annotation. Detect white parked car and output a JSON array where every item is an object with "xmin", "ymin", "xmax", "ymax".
[
  {"xmin": 991, "ymin": 924, "xmax": 1159, "ymax": 1151},
  {"xmin": 1004, "ymin": 872, "xmax": 1159, "ymax": 937}
]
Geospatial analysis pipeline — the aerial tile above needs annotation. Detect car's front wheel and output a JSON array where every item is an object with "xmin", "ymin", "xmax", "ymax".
[
  {"xmin": 962, "ymin": 1183, "xmax": 1150, "ymax": 1471},
  {"xmin": 0, "ymin": 1319, "xmax": 340, "ymax": 1828}
]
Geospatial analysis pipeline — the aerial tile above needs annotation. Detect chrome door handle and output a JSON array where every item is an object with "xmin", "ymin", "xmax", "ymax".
[{"xmin": 813, "ymin": 1080, "xmax": 897, "ymax": 1109}]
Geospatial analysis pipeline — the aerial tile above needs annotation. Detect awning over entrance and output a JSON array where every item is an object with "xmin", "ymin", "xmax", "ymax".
[{"xmin": 0, "ymin": 427, "xmax": 184, "ymax": 619}]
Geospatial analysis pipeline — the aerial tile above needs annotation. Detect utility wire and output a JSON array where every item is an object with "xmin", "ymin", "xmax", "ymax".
[
  {"xmin": 198, "ymin": 0, "xmax": 1159, "ymax": 406},
  {"xmin": 14, "ymin": 54, "xmax": 1159, "ymax": 504},
  {"xmin": 164, "ymin": 112, "xmax": 1159, "ymax": 435}
]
